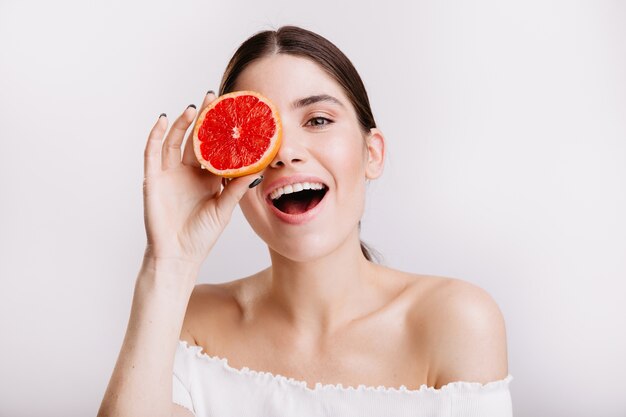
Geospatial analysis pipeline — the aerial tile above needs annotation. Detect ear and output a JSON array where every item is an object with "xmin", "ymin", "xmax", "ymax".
[{"xmin": 364, "ymin": 128, "xmax": 385, "ymax": 180}]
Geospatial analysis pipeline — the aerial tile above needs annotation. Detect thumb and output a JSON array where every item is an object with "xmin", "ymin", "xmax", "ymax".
[{"xmin": 215, "ymin": 174, "xmax": 264, "ymax": 218}]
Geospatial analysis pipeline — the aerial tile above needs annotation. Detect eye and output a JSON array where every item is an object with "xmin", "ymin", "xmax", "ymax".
[{"xmin": 305, "ymin": 116, "xmax": 334, "ymax": 129}]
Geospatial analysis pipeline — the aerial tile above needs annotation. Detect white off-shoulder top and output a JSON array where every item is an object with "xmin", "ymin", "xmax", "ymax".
[{"xmin": 173, "ymin": 340, "xmax": 513, "ymax": 416}]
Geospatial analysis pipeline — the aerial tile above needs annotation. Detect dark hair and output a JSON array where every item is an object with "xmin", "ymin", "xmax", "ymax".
[{"xmin": 220, "ymin": 26, "xmax": 380, "ymax": 262}]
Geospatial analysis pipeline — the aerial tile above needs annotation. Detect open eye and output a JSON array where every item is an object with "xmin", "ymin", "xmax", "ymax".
[{"xmin": 305, "ymin": 116, "xmax": 334, "ymax": 128}]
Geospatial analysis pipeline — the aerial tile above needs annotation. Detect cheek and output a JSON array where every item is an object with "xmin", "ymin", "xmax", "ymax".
[
  {"xmin": 239, "ymin": 195, "xmax": 252, "ymax": 213},
  {"xmin": 323, "ymin": 132, "xmax": 368, "ymax": 187},
  {"xmin": 318, "ymin": 130, "xmax": 368, "ymax": 215},
  {"xmin": 239, "ymin": 193, "xmax": 264, "ymax": 229},
  {"xmin": 240, "ymin": 192, "xmax": 263, "ymax": 216}
]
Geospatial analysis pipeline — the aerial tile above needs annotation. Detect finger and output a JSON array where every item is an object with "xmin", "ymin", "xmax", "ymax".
[
  {"xmin": 182, "ymin": 91, "xmax": 218, "ymax": 168},
  {"xmin": 215, "ymin": 174, "xmax": 264, "ymax": 219},
  {"xmin": 162, "ymin": 105, "xmax": 197, "ymax": 170},
  {"xmin": 144, "ymin": 114, "xmax": 168, "ymax": 177}
]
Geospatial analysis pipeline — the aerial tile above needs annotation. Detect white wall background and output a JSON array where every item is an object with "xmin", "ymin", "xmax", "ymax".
[{"xmin": 1, "ymin": 1, "xmax": 624, "ymax": 416}]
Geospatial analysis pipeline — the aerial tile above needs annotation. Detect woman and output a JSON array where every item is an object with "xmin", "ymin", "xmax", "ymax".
[{"xmin": 98, "ymin": 26, "xmax": 513, "ymax": 417}]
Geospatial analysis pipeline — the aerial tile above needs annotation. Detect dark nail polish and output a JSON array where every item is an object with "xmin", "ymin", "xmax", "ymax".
[
  {"xmin": 207, "ymin": 90, "xmax": 215, "ymax": 95},
  {"xmin": 249, "ymin": 176, "xmax": 264, "ymax": 188},
  {"xmin": 159, "ymin": 113, "xmax": 167, "ymax": 118},
  {"xmin": 187, "ymin": 104, "xmax": 196, "ymax": 109}
]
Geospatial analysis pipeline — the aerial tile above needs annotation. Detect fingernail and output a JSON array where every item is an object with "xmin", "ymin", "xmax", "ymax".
[
  {"xmin": 187, "ymin": 104, "xmax": 196, "ymax": 109},
  {"xmin": 207, "ymin": 90, "xmax": 215, "ymax": 95},
  {"xmin": 159, "ymin": 113, "xmax": 167, "ymax": 118},
  {"xmin": 249, "ymin": 175, "xmax": 264, "ymax": 188}
]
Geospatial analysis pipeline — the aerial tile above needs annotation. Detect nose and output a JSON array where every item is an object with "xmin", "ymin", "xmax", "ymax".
[{"xmin": 269, "ymin": 127, "xmax": 306, "ymax": 168}]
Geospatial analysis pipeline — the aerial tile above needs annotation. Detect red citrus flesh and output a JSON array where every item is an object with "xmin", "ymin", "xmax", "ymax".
[{"xmin": 192, "ymin": 91, "xmax": 282, "ymax": 178}]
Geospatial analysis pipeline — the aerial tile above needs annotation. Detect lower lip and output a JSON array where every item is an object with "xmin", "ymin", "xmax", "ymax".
[{"xmin": 266, "ymin": 192, "xmax": 328, "ymax": 225}]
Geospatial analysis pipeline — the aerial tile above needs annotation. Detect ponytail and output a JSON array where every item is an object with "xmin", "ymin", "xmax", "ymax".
[{"xmin": 360, "ymin": 240, "xmax": 383, "ymax": 263}]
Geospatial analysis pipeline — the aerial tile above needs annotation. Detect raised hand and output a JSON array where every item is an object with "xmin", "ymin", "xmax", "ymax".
[{"xmin": 142, "ymin": 92, "xmax": 261, "ymax": 268}]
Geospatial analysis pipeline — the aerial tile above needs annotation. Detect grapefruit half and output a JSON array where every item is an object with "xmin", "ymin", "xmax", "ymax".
[{"xmin": 192, "ymin": 91, "xmax": 282, "ymax": 178}]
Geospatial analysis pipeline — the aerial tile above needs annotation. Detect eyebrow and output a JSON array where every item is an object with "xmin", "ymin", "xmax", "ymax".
[{"xmin": 290, "ymin": 94, "xmax": 345, "ymax": 110}]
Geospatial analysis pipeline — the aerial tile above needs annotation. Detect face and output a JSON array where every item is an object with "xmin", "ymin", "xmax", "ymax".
[{"xmin": 235, "ymin": 54, "xmax": 384, "ymax": 262}]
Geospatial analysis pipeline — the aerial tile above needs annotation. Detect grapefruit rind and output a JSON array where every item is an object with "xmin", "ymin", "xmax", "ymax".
[{"xmin": 192, "ymin": 90, "xmax": 282, "ymax": 178}]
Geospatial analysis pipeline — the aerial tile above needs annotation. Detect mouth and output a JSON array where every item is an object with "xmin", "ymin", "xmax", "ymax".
[{"xmin": 268, "ymin": 182, "xmax": 329, "ymax": 215}]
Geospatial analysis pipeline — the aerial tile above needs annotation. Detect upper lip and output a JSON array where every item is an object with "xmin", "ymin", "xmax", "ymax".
[{"xmin": 263, "ymin": 174, "xmax": 329, "ymax": 200}]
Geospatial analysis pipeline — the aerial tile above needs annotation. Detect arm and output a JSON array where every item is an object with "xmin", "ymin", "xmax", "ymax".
[
  {"xmin": 97, "ymin": 257, "xmax": 197, "ymax": 417},
  {"xmin": 97, "ymin": 92, "xmax": 262, "ymax": 417}
]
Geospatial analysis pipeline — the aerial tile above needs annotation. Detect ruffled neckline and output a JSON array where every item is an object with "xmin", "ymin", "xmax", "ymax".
[{"xmin": 178, "ymin": 340, "xmax": 513, "ymax": 395}]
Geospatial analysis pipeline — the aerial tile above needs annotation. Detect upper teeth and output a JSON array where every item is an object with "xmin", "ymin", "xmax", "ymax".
[{"xmin": 269, "ymin": 182, "xmax": 325, "ymax": 200}]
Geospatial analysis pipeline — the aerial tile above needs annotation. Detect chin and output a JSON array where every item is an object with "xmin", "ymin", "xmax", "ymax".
[
  {"xmin": 265, "ymin": 225, "xmax": 362, "ymax": 264},
  {"xmin": 240, "ymin": 190, "xmax": 365, "ymax": 264},
  {"xmin": 269, "ymin": 239, "xmax": 333, "ymax": 263}
]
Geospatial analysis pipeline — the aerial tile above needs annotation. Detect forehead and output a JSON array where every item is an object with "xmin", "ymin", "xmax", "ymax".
[{"xmin": 233, "ymin": 54, "xmax": 350, "ymax": 111}]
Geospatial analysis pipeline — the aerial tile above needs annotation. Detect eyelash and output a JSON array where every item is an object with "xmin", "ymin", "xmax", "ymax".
[{"xmin": 305, "ymin": 116, "xmax": 334, "ymax": 129}]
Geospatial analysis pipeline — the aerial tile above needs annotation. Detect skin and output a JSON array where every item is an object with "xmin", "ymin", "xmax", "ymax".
[
  {"xmin": 178, "ymin": 54, "xmax": 509, "ymax": 390},
  {"xmin": 98, "ymin": 51, "xmax": 509, "ymax": 417}
]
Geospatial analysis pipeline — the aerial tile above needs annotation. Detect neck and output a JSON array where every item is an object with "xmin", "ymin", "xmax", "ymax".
[{"xmin": 265, "ymin": 228, "xmax": 377, "ymax": 338}]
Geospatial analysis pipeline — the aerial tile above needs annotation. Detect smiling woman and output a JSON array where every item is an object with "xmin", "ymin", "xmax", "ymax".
[{"xmin": 97, "ymin": 26, "xmax": 512, "ymax": 417}]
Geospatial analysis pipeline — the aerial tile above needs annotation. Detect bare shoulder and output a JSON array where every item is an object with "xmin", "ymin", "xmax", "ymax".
[
  {"xmin": 403, "ymin": 273, "xmax": 509, "ymax": 387},
  {"xmin": 179, "ymin": 277, "xmax": 253, "ymax": 347}
]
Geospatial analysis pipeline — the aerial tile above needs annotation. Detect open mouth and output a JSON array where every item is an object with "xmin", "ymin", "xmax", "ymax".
[{"xmin": 269, "ymin": 182, "xmax": 328, "ymax": 215}]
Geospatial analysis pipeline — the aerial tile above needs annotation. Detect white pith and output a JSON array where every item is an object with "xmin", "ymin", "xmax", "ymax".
[{"xmin": 269, "ymin": 182, "xmax": 326, "ymax": 200}]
